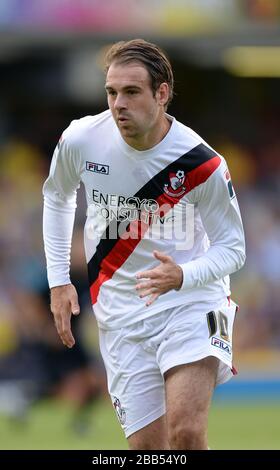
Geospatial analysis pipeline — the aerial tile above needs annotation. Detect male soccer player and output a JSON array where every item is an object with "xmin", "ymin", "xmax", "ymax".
[{"xmin": 43, "ymin": 39, "xmax": 245, "ymax": 449}]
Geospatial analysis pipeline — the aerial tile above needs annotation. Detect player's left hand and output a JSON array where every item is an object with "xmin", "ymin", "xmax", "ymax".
[{"xmin": 135, "ymin": 250, "xmax": 183, "ymax": 306}]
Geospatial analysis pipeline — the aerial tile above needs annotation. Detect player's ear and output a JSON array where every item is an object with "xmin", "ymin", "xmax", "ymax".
[{"xmin": 157, "ymin": 83, "xmax": 169, "ymax": 107}]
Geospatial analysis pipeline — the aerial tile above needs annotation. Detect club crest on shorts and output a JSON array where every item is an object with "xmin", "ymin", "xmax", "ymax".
[
  {"xmin": 112, "ymin": 396, "xmax": 126, "ymax": 425},
  {"xmin": 164, "ymin": 170, "xmax": 187, "ymax": 197}
]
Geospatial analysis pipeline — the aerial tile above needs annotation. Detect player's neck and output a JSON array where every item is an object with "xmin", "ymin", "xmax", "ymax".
[{"xmin": 126, "ymin": 116, "xmax": 171, "ymax": 151}]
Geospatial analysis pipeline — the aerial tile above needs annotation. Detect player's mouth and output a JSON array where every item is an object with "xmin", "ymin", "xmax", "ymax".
[{"xmin": 118, "ymin": 115, "xmax": 130, "ymax": 123}]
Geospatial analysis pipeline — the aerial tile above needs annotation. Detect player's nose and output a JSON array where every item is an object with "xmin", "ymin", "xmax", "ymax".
[{"xmin": 114, "ymin": 93, "xmax": 127, "ymax": 111}]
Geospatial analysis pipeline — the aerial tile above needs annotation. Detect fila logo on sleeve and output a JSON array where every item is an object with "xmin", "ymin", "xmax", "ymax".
[
  {"xmin": 86, "ymin": 161, "xmax": 110, "ymax": 175},
  {"xmin": 224, "ymin": 169, "xmax": 235, "ymax": 199}
]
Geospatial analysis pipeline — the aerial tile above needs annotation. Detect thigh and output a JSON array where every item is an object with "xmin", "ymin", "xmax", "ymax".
[
  {"xmin": 99, "ymin": 327, "xmax": 166, "ymax": 440},
  {"xmin": 128, "ymin": 415, "xmax": 169, "ymax": 450},
  {"xmin": 165, "ymin": 356, "xmax": 218, "ymax": 429}
]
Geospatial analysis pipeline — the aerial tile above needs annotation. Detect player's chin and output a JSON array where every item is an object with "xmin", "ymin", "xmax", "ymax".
[{"xmin": 119, "ymin": 126, "xmax": 136, "ymax": 137}]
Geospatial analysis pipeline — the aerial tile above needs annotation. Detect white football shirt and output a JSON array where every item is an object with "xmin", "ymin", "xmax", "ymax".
[{"xmin": 43, "ymin": 110, "xmax": 245, "ymax": 329}]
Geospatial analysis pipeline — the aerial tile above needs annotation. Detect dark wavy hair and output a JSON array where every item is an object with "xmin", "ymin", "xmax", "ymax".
[{"xmin": 104, "ymin": 39, "xmax": 174, "ymax": 108}]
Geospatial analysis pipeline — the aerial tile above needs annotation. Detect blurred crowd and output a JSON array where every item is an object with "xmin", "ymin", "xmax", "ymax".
[
  {"xmin": 216, "ymin": 133, "xmax": 280, "ymax": 351},
  {"xmin": 0, "ymin": 59, "xmax": 279, "ymax": 420},
  {"xmin": 0, "ymin": 137, "xmax": 107, "ymax": 423}
]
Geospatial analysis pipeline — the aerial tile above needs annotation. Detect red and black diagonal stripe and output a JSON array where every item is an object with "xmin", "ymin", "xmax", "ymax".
[{"xmin": 88, "ymin": 143, "xmax": 220, "ymax": 304}]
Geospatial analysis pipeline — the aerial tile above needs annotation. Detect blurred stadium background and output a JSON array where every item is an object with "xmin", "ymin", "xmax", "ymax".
[{"xmin": 0, "ymin": 0, "xmax": 279, "ymax": 450}]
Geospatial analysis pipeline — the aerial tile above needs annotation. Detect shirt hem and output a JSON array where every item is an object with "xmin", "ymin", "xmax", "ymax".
[{"xmin": 96, "ymin": 292, "xmax": 230, "ymax": 331}]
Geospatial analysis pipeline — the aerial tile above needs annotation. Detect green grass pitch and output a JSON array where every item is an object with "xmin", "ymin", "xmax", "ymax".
[{"xmin": 0, "ymin": 399, "xmax": 279, "ymax": 449}]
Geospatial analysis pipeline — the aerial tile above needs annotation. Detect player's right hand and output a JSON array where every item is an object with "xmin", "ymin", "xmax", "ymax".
[{"xmin": 50, "ymin": 283, "xmax": 80, "ymax": 348}]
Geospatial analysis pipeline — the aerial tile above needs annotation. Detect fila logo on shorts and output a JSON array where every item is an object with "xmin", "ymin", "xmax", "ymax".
[{"xmin": 211, "ymin": 337, "xmax": 232, "ymax": 355}]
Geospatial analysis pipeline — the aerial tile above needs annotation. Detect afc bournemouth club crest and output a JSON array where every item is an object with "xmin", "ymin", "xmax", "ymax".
[
  {"xmin": 112, "ymin": 396, "xmax": 126, "ymax": 425},
  {"xmin": 164, "ymin": 170, "xmax": 187, "ymax": 197}
]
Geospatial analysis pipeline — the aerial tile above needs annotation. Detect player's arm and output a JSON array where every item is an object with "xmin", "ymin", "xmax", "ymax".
[
  {"xmin": 136, "ymin": 157, "xmax": 245, "ymax": 304},
  {"xmin": 178, "ymin": 157, "xmax": 246, "ymax": 290},
  {"xmin": 43, "ymin": 130, "xmax": 81, "ymax": 347}
]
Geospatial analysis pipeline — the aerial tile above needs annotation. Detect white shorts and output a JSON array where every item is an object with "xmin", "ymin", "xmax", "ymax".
[{"xmin": 99, "ymin": 298, "xmax": 238, "ymax": 438}]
